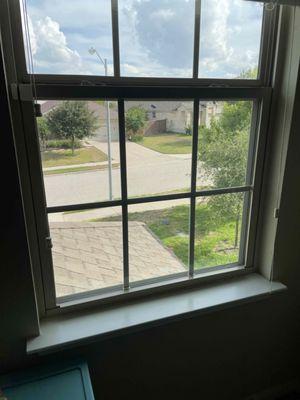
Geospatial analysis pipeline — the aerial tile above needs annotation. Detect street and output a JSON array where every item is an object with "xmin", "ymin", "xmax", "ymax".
[{"xmin": 44, "ymin": 141, "xmax": 207, "ymax": 208}]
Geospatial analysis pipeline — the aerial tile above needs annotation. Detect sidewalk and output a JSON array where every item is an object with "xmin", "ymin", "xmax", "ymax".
[
  {"xmin": 48, "ymin": 197, "xmax": 191, "ymax": 222},
  {"xmin": 43, "ymin": 160, "xmax": 119, "ymax": 172}
]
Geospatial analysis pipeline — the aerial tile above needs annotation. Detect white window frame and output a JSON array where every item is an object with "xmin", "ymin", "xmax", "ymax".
[{"xmin": 1, "ymin": 0, "xmax": 278, "ymax": 316}]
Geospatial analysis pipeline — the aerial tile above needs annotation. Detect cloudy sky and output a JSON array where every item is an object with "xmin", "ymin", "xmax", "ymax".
[{"xmin": 23, "ymin": 0, "xmax": 263, "ymax": 78}]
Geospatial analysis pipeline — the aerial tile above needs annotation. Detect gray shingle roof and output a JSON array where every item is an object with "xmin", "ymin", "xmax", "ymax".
[{"xmin": 50, "ymin": 222, "xmax": 185, "ymax": 297}]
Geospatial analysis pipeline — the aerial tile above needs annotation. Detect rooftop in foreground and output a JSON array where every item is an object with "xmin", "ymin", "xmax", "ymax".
[{"xmin": 50, "ymin": 221, "xmax": 186, "ymax": 297}]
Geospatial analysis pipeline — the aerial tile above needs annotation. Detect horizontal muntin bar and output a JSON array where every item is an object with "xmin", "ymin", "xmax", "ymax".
[
  {"xmin": 195, "ymin": 185, "xmax": 252, "ymax": 197},
  {"xmin": 47, "ymin": 199, "xmax": 123, "ymax": 214},
  {"xmin": 47, "ymin": 186, "xmax": 252, "ymax": 214},
  {"xmin": 33, "ymin": 84, "xmax": 268, "ymax": 101}
]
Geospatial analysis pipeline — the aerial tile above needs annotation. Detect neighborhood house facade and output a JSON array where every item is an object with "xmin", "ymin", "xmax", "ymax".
[{"xmin": 39, "ymin": 100, "xmax": 223, "ymax": 142}]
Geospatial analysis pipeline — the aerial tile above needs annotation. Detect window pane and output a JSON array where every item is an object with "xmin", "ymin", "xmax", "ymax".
[
  {"xmin": 197, "ymin": 100, "xmax": 253, "ymax": 190},
  {"xmin": 125, "ymin": 100, "xmax": 193, "ymax": 198},
  {"xmin": 21, "ymin": 0, "xmax": 113, "ymax": 75},
  {"xmin": 199, "ymin": 1, "xmax": 263, "ymax": 79},
  {"xmin": 194, "ymin": 193, "xmax": 246, "ymax": 270},
  {"xmin": 128, "ymin": 200, "xmax": 190, "ymax": 283},
  {"xmin": 119, "ymin": 0, "xmax": 194, "ymax": 77},
  {"xmin": 37, "ymin": 100, "xmax": 121, "ymax": 207},
  {"xmin": 49, "ymin": 207, "xmax": 123, "ymax": 298}
]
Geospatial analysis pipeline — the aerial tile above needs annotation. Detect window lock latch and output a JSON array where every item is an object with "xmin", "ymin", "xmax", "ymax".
[{"xmin": 45, "ymin": 236, "xmax": 53, "ymax": 249}]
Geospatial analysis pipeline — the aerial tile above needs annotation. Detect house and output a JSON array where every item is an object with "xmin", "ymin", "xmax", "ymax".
[
  {"xmin": 40, "ymin": 100, "xmax": 120, "ymax": 141},
  {"xmin": 125, "ymin": 100, "xmax": 223, "ymax": 134},
  {"xmin": 40, "ymin": 100, "xmax": 223, "ymax": 139}
]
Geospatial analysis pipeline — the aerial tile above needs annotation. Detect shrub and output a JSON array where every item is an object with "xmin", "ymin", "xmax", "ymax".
[
  {"xmin": 125, "ymin": 107, "xmax": 147, "ymax": 141},
  {"xmin": 46, "ymin": 139, "xmax": 81, "ymax": 149},
  {"xmin": 185, "ymin": 124, "xmax": 192, "ymax": 135}
]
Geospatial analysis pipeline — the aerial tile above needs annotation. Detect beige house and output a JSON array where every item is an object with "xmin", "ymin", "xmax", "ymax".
[
  {"xmin": 40, "ymin": 99, "xmax": 223, "ymax": 140},
  {"xmin": 125, "ymin": 100, "xmax": 223, "ymax": 134}
]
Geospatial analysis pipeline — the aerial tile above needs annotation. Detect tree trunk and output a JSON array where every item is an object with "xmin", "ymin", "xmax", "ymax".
[
  {"xmin": 71, "ymin": 135, "xmax": 75, "ymax": 155},
  {"xmin": 234, "ymin": 213, "xmax": 240, "ymax": 248}
]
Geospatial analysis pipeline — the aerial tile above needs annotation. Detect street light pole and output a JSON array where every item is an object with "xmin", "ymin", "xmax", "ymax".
[
  {"xmin": 104, "ymin": 58, "xmax": 113, "ymax": 201},
  {"xmin": 89, "ymin": 47, "xmax": 113, "ymax": 200}
]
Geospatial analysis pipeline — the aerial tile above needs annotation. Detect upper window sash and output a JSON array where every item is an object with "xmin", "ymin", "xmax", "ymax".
[{"xmin": 8, "ymin": 0, "xmax": 278, "ymax": 86}]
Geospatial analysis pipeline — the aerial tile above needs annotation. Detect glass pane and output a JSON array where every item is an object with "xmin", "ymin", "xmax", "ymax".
[
  {"xmin": 199, "ymin": 0, "xmax": 263, "ymax": 79},
  {"xmin": 119, "ymin": 0, "xmax": 194, "ymax": 77},
  {"xmin": 21, "ymin": 0, "xmax": 113, "ymax": 75},
  {"xmin": 125, "ymin": 100, "xmax": 193, "ymax": 198},
  {"xmin": 128, "ymin": 200, "xmax": 190, "ymax": 283},
  {"xmin": 49, "ymin": 207, "xmax": 123, "ymax": 298},
  {"xmin": 37, "ymin": 100, "xmax": 121, "ymax": 207},
  {"xmin": 197, "ymin": 100, "xmax": 253, "ymax": 190},
  {"xmin": 194, "ymin": 193, "xmax": 245, "ymax": 270}
]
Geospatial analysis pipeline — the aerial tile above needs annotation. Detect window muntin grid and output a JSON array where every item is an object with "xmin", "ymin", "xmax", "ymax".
[
  {"xmin": 3, "ymin": 0, "xmax": 276, "ymax": 310},
  {"xmin": 38, "ymin": 94, "xmax": 260, "ymax": 301}
]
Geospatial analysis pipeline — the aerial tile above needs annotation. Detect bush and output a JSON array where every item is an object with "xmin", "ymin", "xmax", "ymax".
[
  {"xmin": 185, "ymin": 124, "xmax": 192, "ymax": 135},
  {"xmin": 130, "ymin": 134, "xmax": 144, "ymax": 143},
  {"xmin": 45, "ymin": 139, "xmax": 81, "ymax": 149},
  {"xmin": 125, "ymin": 107, "xmax": 147, "ymax": 141}
]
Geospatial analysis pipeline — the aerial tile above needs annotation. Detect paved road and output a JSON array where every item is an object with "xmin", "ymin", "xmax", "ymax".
[{"xmin": 44, "ymin": 141, "xmax": 207, "ymax": 208}]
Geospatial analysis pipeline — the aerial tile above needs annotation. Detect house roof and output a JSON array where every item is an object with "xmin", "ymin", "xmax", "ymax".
[{"xmin": 50, "ymin": 221, "xmax": 185, "ymax": 297}]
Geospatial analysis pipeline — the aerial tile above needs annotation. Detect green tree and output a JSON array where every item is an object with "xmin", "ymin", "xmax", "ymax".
[
  {"xmin": 238, "ymin": 67, "xmax": 258, "ymax": 80},
  {"xmin": 37, "ymin": 117, "xmax": 50, "ymax": 150},
  {"xmin": 199, "ymin": 100, "xmax": 252, "ymax": 248},
  {"xmin": 46, "ymin": 101, "xmax": 98, "ymax": 154},
  {"xmin": 125, "ymin": 107, "xmax": 147, "ymax": 141}
]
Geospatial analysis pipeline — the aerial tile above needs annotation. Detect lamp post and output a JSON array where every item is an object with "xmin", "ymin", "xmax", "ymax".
[{"xmin": 89, "ymin": 47, "xmax": 113, "ymax": 200}]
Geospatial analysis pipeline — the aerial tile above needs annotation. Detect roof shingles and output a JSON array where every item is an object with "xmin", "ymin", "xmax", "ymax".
[{"xmin": 50, "ymin": 222, "xmax": 185, "ymax": 297}]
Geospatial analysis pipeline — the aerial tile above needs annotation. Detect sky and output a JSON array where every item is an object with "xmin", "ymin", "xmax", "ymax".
[{"xmin": 22, "ymin": 0, "xmax": 263, "ymax": 78}]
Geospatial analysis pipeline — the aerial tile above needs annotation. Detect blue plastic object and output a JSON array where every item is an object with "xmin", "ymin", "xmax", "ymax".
[{"xmin": 0, "ymin": 361, "xmax": 94, "ymax": 400}]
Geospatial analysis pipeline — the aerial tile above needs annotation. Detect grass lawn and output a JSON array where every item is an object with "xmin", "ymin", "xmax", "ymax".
[
  {"xmin": 139, "ymin": 133, "xmax": 192, "ymax": 154},
  {"xmin": 41, "ymin": 146, "xmax": 107, "ymax": 168},
  {"xmin": 97, "ymin": 202, "xmax": 240, "ymax": 270}
]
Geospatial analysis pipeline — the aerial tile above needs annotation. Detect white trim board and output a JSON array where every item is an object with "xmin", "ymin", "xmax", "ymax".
[{"xmin": 27, "ymin": 273, "xmax": 286, "ymax": 355}]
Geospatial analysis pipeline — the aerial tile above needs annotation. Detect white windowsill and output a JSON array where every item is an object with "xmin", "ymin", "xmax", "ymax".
[{"xmin": 27, "ymin": 273, "xmax": 286, "ymax": 355}]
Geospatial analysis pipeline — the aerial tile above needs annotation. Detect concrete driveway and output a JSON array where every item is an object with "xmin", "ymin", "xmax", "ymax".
[{"xmin": 44, "ymin": 140, "xmax": 208, "ymax": 208}]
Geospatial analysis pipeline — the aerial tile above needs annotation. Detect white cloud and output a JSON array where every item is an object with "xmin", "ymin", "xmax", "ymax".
[
  {"xmin": 199, "ymin": 0, "xmax": 263, "ymax": 78},
  {"xmin": 24, "ymin": 0, "xmax": 263, "ymax": 78},
  {"xmin": 119, "ymin": 0, "xmax": 194, "ymax": 76},
  {"xmin": 27, "ymin": 16, "xmax": 93, "ymax": 74},
  {"xmin": 199, "ymin": 0, "xmax": 233, "ymax": 74},
  {"xmin": 150, "ymin": 9, "xmax": 175, "ymax": 21},
  {"xmin": 26, "ymin": 0, "xmax": 114, "ymax": 75}
]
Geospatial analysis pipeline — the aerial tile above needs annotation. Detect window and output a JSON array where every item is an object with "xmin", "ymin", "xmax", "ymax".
[
  {"xmin": 20, "ymin": 0, "xmax": 114, "ymax": 75},
  {"xmin": 4, "ymin": 0, "xmax": 277, "ymax": 313},
  {"xmin": 199, "ymin": 0, "xmax": 264, "ymax": 79}
]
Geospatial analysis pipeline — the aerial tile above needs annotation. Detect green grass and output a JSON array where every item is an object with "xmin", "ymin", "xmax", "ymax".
[
  {"xmin": 41, "ymin": 146, "xmax": 107, "ymax": 168},
  {"xmin": 96, "ymin": 203, "xmax": 239, "ymax": 270},
  {"xmin": 139, "ymin": 133, "xmax": 192, "ymax": 154},
  {"xmin": 44, "ymin": 163, "xmax": 119, "ymax": 175}
]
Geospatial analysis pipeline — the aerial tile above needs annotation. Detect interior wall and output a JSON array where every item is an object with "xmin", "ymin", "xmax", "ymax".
[{"xmin": 0, "ymin": 5, "xmax": 299, "ymax": 400}]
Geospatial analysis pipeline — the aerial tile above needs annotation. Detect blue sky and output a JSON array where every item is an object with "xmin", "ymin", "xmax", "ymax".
[{"xmin": 24, "ymin": 0, "xmax": 263, "ymax": 78}]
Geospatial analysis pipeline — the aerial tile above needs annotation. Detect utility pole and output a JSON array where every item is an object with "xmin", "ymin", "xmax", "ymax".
[{"xmin": 89, "ymin": 47, "xmax": 113, "ymax": 200}]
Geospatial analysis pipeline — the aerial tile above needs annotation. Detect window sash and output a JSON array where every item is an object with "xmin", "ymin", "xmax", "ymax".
[
  {"xmin": 8, "ymin": 0, "xmax": 278, "ymax": 86},
  {"xmin": 17, "ymin": 84, "xmax": 271, "ymax": 312}
]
